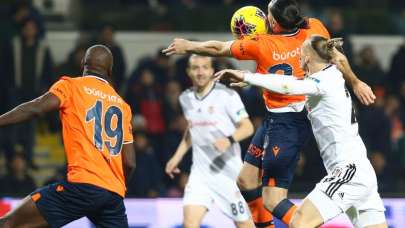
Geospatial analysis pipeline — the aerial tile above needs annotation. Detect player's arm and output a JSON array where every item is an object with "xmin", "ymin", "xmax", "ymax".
[
  {"xmin": 331, "ymin": 48, "xmax": 376, "ymax": 105},
  {"xmin": 232, "ymin": 118, "xmax": 254, "ymax": 142},
  {"xmin": 0, "ymin": 92, "xmax": 60, "ymax": 127},
  {"xmin": 214, "ymin": 69, "xmax": 320, "ymax": 96},
  {"xmin": 162, "ymin": 38, "xmax": 233, "ymax": 57},
  {"xmin": 214, "ymin": 118, "xmax": 254, "ymax": 153},
  {"xmin": 165, "ymin": 126, "xmax": 191, "ymax": 179},
  {"xmin": 122, "ymin": 143, "xmax": 136, "ymax": 183}
]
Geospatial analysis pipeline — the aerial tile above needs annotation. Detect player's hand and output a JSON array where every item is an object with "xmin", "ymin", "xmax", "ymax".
[
  {"xmin": 230, "ymin": 82, "xmax": 249, "ymax": 88},
  {"xmin": 162, "ymin": 38, "xmax": 190, "ymax": 56},
  {"xmin": 214, "ymin": 137, "xmax": 231, "ymax": 153},
  {"xmin": 165, "ymin": 156, "xmax": 181, "ymax": 179},
  {"xmin": 352, "ymin": 79, "xmax": 376, "ymax": 105},
  {"xmin": 214, "ymin": 69, "xmax": 246, "ymax": 84}
]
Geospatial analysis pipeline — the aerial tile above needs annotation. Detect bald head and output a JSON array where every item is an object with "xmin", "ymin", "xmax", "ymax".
[{"xmin": 82, "ymin": 45, "xmax": 113, "ymax": 79}]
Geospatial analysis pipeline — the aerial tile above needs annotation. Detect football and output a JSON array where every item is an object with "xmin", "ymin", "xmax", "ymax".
[{"xmin": 230, "ymin": 6, "xmax": 268, "ymax": 39}]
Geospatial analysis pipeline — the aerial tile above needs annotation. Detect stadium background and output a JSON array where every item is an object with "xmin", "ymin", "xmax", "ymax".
[{"xmin": 0, "ymin": 0, "xmax": 404, "ymax": 227}]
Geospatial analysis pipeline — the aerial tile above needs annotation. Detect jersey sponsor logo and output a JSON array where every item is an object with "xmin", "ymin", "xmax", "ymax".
[
  {"xmin": 189, "ymin": 120, "xmax": 218, "ymax": 127},
  {"xmin": 272, "ymin": 47, "xmax": 301, "ymax": 61},
  {"xmin": 247, "ymin": 144, "xmax": 263, "ymax": 158},
  {"xmin": 83, "ymin": 86, "xmax": 123, "ymax": 104}
]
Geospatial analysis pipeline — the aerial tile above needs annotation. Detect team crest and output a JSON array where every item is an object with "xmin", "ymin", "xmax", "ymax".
[
  {"xmin": 208, "ymin": 106, "xmax": 214, "ymax": 114},
  {"xmin": 272, "ymin": 145, "xmax": 280, "ymax": 157}
]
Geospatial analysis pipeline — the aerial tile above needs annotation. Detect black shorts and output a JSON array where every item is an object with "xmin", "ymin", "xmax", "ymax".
[
  {"xmin": 31, "ymin": 180, "xmax": 128, "ymax": 228},
  {"xmin": 244, "ymin": 110, "xmax": 311, "ymax": 189}
]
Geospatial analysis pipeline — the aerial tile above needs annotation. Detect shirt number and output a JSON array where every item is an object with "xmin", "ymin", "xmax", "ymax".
[{"xmin": 86, "ymin": 100, "xmax": 123, "ymax": 155}]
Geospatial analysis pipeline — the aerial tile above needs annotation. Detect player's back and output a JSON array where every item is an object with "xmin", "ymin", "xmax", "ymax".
[
  {"xmin": 231, "ymin": 18, "xmax": 330, "ymax": 110},
  {"xmin": 49, "ymin": 75, "xmax": 133, "ymax": 197}
]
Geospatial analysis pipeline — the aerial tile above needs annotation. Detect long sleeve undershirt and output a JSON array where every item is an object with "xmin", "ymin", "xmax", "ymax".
[{"xmin": 244, "ymin": 72, "xmax": 321, "ymax": 96}]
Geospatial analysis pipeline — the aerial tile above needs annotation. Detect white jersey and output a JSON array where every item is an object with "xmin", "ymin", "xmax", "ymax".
[
  {"xmin": 244, "ymin": 66, "xmax": 386, "ymax": 226},
  {"xmin": 305, "ymin": 65, "xmax": 367, "ymax": 172},
  {"xmin": 179, "ymin": 83, "xmax": 249, "ymax": 180},
  {"xmin": 244, "ymin": 65, "xmax": 367, "ymax": 173}
]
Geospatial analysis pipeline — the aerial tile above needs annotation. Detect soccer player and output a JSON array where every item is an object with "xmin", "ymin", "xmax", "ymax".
[
  {"xmin": 214, "ymin": 36, "xmax": 387, "ymax": 228},
  {"xmin": 165, "ymin": 54, "xmax": 255, "ymax": 228},
  {"xmin": 163, "ymin": 0, "xmax": 375, "ymax": 227},
  {"xmin": 0, "ymin": 45, "xmax": 135, "ymax": 228}
]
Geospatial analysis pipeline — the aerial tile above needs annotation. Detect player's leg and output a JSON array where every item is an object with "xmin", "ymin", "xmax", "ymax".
[
  {"xmin": 209, "ymin": 177, "xmax": 255, "ymax": 228},
  {"xmin": 182, "ymin": 173, "xmax": 212, "ymax": 228},
  {"xmin": 235, "ymin": 220, "xmax": 255, "ymax": 228},
  {"xmin": 183, "ymin": 205, "xmax": 208, "ymax": 228},
  {"xmin": 349, "ymin": 186, "xmax": 387, "ymax": 228},
  {"xmin": 238, "ymin": 124, "xmax": 274, "ymax": 228},
  {"xmin": 0, "ymin": 196, "xmax": 49, "ymax": 228},
  {"xmin": 87, "ymin": 192, "xmax": 129, "ymax": 228},
  {"xmin": 289, "ymin": 198, "xmax": 324, "ymax": 228},
  {"xmin": 261, "ymin": 112, "xmax": 311, "ymax": 224},
  {"xmin": 26, "ymin": 181, "xmax": 92, "ymax": 228}
]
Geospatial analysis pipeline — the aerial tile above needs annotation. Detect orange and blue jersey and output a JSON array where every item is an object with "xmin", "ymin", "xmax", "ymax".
[
  {"xmin": 230, "ymin": 18, "xmax": 330, "ymax": 110},
  {"xmin": 49, "ymin": 75, "xmax": 133, "ymax": 197}
]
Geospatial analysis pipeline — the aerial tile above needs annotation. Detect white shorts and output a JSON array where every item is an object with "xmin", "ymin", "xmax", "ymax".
[
  {"xmin": 183, "ymin": 172, "xmax": 250, "ymax": 222},
  {"xmin": 307, "ymin": 162, "xmax": 386, "ymax": 227}
]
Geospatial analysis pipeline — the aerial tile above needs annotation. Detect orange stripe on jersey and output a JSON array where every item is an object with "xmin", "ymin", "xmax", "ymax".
[
  {"xmin": 267, "ymin": 178, "xmax": 276, "ymax": 187},
  {"xmin": 49, "ymin": 76, "xmax": 133, "ymax": 197},
  {"xmin": 231, "ymin": 18, "xmax": 330, "ymax": 109},
  {"xmin": 31, "ymin": 192, "xmax": 41, "ymax": 202}
]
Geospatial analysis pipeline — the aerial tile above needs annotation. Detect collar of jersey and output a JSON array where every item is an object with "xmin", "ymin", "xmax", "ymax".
[
  {"xmin": 84, "ymin": 75, "xmax": 109, "ymax": 84},
  {"xmin": 322, "ymin": 64, "xmax": 334, "ymax": 71},
  {"xmin": 194, "ymin": 82, "xmax": 216, "ymax": 101},
  {"xmin": 280, "ymin": 29, "xmax": 300, "ymax": 37}
]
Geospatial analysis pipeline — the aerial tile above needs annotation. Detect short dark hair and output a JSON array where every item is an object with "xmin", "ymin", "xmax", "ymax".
[
  {"xmin": 269, "ymin": 0, "xmax": 308, "ymax": 30},
  {"xmin": 187, "ymin": 54, "xmax": 215, "ymax": 69}
]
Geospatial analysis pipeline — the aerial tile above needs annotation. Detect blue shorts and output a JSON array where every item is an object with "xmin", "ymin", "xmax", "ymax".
[
  {"xmin": 244, "ymin": 110, "xmax": 311, "ymax": 189},
  {"xmin": 30, "ymin": 180, "xmax": 128, "ymax": 228}
]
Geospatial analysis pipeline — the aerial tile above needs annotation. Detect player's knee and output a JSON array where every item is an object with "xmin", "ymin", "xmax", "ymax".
[
  {"xmin": 262, "ymin": 195, "xmax": 283, "ymax": 212},
  {"xmin": 237, "ymin": 174, "xmax": 250, "ymax": 190},
  {"xmin": 289, "ymin": 209, "xmax": 305, "ymax": 228},
  {"xmin": 237, "ymin": 173, "xmax": 260, "ymax": 190},
  {"xmin": 235, "ymin": 219, "xmax": 255, "ymax": 228}
]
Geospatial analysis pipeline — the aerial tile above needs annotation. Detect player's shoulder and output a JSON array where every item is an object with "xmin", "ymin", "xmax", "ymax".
[
  {"xmin": 307, "ymin": 17, "xmax": 325, "ymax": 27},
  {"xmin": 122, "ymin": 100, "xmax": 132, "ymax": 114},
  {"xmin": 305, "ymin": 18, "xmax": 330, "ymax": 38},
  {"xmin": 309, "ymin": 65, "xmax": 342, "ymax": 82},
  {"xmin": 179, "ymin": 87, "xmax": 194, "ymax": 103},
  {"xmin": 180, "ymin": 87, "xmax": 193, "ymax": 98},
  {"xmin": 213, "ymin": 83, "xmax": 238, "ymax": 97}
]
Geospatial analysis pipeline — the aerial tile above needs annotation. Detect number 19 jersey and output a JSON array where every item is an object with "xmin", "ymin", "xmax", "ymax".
[{"xmin": 49, "ymin": 75, "xmax": 133, "ymax": 197}]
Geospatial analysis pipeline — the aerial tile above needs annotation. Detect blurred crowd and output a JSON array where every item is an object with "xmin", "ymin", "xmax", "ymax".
[{"xmin": 0, "ymin": 0, "xmax": 404, "ymax": 198}]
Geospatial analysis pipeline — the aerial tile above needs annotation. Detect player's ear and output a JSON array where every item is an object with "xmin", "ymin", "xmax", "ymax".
[
  {"xmin": 108, "ymin": 66, "xmax": 113, "ymax": 78},
  {"xmin": 80, "ymin": 58, "xmax": 85, "ymax": 71}
]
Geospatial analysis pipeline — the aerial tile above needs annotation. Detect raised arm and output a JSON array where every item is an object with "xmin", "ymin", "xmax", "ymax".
[
  {"xmin": 165, "ymin": 126, "xmax": 192, "ymax": 178},
  {"xmin": 162, "ymin": 38, "xmax": 233, "ymax": 57},
  {"xmin": 331, "ymin": 48, "xmax": 376, "ymax": 105},
  {"xmin": 214, "ymin": 69, "xmax": 319, "ymax": 96},
  {"xmin": 0, "ymin": 92, "xmax": 60, "ymax": 127}
]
